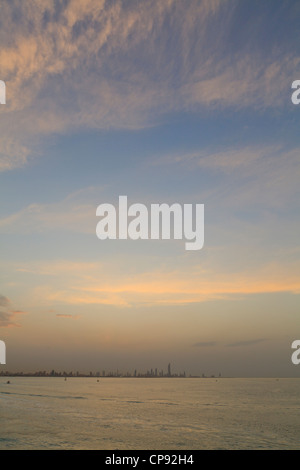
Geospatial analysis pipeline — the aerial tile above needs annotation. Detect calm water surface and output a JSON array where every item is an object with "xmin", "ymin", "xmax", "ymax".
[{"xmin": 0, "ymin": 377, "xmax": 299, "ymax": 449}]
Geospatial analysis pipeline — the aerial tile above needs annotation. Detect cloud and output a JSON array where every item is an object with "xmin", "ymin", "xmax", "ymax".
[
  {"xmin": 0, "ymin": 138, "xmax": 32, "ymax": 172},
  {"xmin": 0, "ymin": 295, "xmax": 23, "ymax": 327},
  {"xmin": 12, "ymin": 258, "xmax": 300, "ymax": 309},
  {"xmin": 151, "ymin": 144, "xmax": 300, "ymax": 211},
  {"xmin": 153, "ymin": 144, "xmax": 280, "ymax": 170},
  {"xmin": 227, "ymin": 339, "xmax": 267, "ymax": 347},
  {"xmin": 152, "ymin": 143, "xmax": 296, "ymax": 177},
  {"xmin": 193, "ymin": 339, "xmax": 268, "ymax": 348},
  {"xmin": 0, "ymin": 295, "xmax": 10, "ymax": 307},
  {"xmin": 56, "ymin": 313, "xmax": 80, "ymax": 319},
  {"xmin": 0, "ymin": 202, "xmax": 95, "ymax": 234},
  {"xmin": 0, "ymin": 0, "xmax": 298, "ymax": 172},
  {"xmin": 183, "ymin": 55, "xmax": 298, "ymax": 111},
  {"xmin": 0, "ymin": 187, "xmax": 103, "ymax": 234},
  {"xmin": 1, "ymin": 140, "xmax": 299, "ymax": 236}
]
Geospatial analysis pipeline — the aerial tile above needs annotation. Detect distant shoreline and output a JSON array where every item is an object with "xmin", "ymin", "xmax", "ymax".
[
  {"xmin": 1, "ymin": 374, "xmax": 297, "ymax": 379},
  {"xmin": 0, "ymin": 373, "xmax": 209, "ymax": 378}
]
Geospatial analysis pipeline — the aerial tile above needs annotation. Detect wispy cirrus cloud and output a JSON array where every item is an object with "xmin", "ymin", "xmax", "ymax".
[
  {"xmin": 0, "ymin": 143, "xmax": 299, "ymax": 235},
  {"xmin": 0, "ymin": 0, "xmax": 298, "ymax": 172},
  {"xmin": 0, "ymin": 138, "xmax": 32, "ymax": 172},
  {"xmin": 227, "ymin": 339, "xmax": 267, "ymax": 347},
  {"xmin": 0, "ymin": 201, "xmax": 95, "ymax": 234},
  {"xmin": 154, "ymin": 145, "xmax": 281, "ymax": 170},
  {"xmin": 0, "ymin": 186, "xmax": 104, "ymax": 234},
  {"xmin": 151, "ymin": 144, "xmax": 300, "ymax": 210}
]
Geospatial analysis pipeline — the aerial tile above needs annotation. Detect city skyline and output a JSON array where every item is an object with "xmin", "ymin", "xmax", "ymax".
[{"xmin": 1, "ymin": 361, "xmax": 221, "ymax": 379}]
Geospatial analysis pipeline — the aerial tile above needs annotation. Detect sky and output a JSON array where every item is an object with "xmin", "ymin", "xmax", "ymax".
[{"xmin": 0, "ymin": 0, "xmax": 300, "ymax": 377}]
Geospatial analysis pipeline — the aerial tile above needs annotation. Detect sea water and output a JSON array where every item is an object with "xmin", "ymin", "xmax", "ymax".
[{"xmin": 0, "ymin": 377, "xmax": 299, "ymax": 449}]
